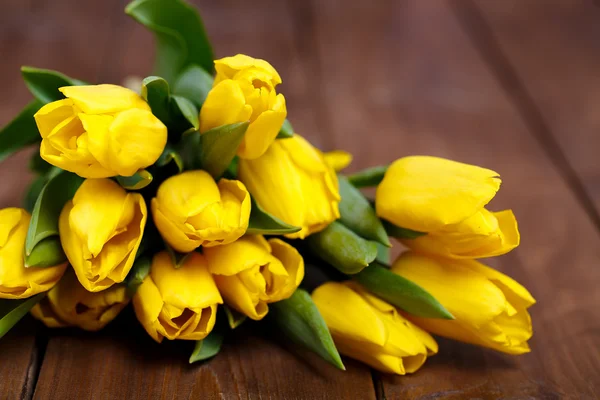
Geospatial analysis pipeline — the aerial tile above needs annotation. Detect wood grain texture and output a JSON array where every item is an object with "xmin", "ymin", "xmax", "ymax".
[
  {"xmin": 307, "ymin": 0, "xmax": 600, "ymax": 398},
  {"xmin": 0, "ymin": 1, "xmax": 121, "ymax": 398},
  {"xmin": 1, "ymin": 0, "xmax": 599, "ymax": 398},
  {"xmin": 34, "ymin": 310, "xmax": 375, "ymax": 400},
  {"xmin": 465, "ymin": 0, "xmax": 600, "ymax": 219}
]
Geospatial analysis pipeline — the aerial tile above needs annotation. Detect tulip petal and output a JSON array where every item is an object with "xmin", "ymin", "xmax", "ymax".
[
  {"xmin": 151, "ymin": 252, "xmax": 222, "ymax": 311},
  {"xmin": 204, "ymin": 235, "xmax": 271, "ymax": 276},
  {"xmin": 312, "ymin": 282, "xmax": 387, "ymax": 346},
  {"xmin": 215, "ymin": 54, "xmax": 281, "ymax": 85},
  {"xmin": 0, "ymin": 208, "xmax": 67, "ymax": 299},
  {"xmin": 59, "ymin": 84, "xmax": 150, "ymax": 114},
  {"xmin": 324, "ymin": 150, "xmax": 353, "ymax": 172},
  {"xmin": 34, "ymin": 99, "xmax": 75, "ymax": 138},
  {"xmin": 107, "ymin": 108, "xmax": 168, "ymax": 176},
  {"xmin": 391, "ymin": 252, "xmax": 507, "ymax": 326},
  {"xmin": 376, "ymin": 156, "xmax": 501, "ymax": 232},
  {"xmin": 237, "ymin": 96, "xmax": 286, "ymax": 160},
  {"xmin": 199, "ymin": 80, "xmax": 252, "ymax": 133},
  {"xmin": 133, "ymin": 275, "xmax": 164, "ymax": 343}
]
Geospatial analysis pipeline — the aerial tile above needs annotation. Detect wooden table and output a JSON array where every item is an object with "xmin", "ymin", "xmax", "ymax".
[{"xmin": 1, "ymin": 1, "xmax": 599, "ymax": 398}]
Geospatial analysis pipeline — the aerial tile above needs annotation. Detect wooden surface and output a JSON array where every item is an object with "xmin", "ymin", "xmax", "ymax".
[{"xmin": 1, "ymin": 0, "xmax": 599, "ymax": 399}]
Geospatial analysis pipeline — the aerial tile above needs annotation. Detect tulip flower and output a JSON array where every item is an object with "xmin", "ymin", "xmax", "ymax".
[
  {"xmin": 31, "ymin": 270, "xmax": 129, "ymax": 331},
  {"xmin": 0, "ymin": 208, "xmax": 67, "ymax": 299},
  {"xmin": 34, "ymin": 84, "xmax": 167, "ymax": 178},
  {"xmin": 200, "ymin": 54, "xmax": 287, "ymax": 159},
  {"xmin": 151, "ymin": 170, "xmax": 251, "ymax": 253},
  {"xmin": 376, "ymin": 156, "xmax": 519, "ymax": 259},
  {"xmin": 204, "ymin": 236, "xmax": 304, "ymax": 320},
  {"xmin": 391, "ymin": 252, "xmax": 535, "ymax": 354},
  {"xmin": 312, "ymin": 281, "xmax": 438, "ymax": 375},
  {"xmin": 133, "ymin": 251, "xmax": 223, "ymax": 342},
  {"xmin": 238, "ymin": 135, "xmax": 340, "ymax": 239},
  {"xmin": 59, "ymin": 178, "xmax": 147, "ymax": 292}
]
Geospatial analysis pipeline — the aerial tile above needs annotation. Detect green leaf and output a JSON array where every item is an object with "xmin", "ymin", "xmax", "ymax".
[
  {"xmin": 224, "ymin": 305, "xmax": 247, "ymax": 329},
  {"xmin": 276, "ymin": 119, "xmax": 294, "ymax": 139},
  {"xmin": 126, "ymin": 255, "xmax": 152, "ymax": 297},
  {"xmin": 141, "ymin": 76, "xmax": 199, "ymax": 136},
  {"xmin": 21, "ymin": 66, "xmax": 85, "ymax": 104},
  {"xmin": 165, "ymin": 243, "xmax": 190, "ymax": 269},
  {"xmin": 28, "ymin": 152, "xmax": 53, "ymax": 175},
  {"xmin": 338, "ymin": 175, "xmax": 390, "ymax": 246},
  {"xmin": 0, "ymin": 100, "xmax": 43, "ymax": 163},
  {"xmin": 189, "ymin": 329, "xmax": 224, "ymax": 364},
  {"xmin": 23, "ymin": 176, "xmax": 47, "ymax": 213},
  {"xmin": 197, "ymin": 122, "xmax": 249, "ymax": 179},
  {"xmin": 126, "ymin": 0, "xmax": 214, "ymax": 83},
  {"xmin": 306, "ymin": 221, "xmax": 378, "ymax": 275},
  {"xmin": 270, "ymin": 289, "xmax": 344, "ymax": 370},
  {"xmin": 116, "ymin": 170, "xmax": 153, "ymax": 190},
  {"xmin": 383, "ymin": 220, "xmax": 426, "ymax": 239},
  {"xmin": 25, "ymin": 171, "xmax": 84, "ymax": 267},
  {"xmin": 346, "ymin": 165, "xmax": 388, "ymax": 188},
  {"xmin": 354, "ymin": 263, "xmax": 454, "ymax": 319},
  {"xmin": 0, "ymin": 293, "xmax": 45, "ymax": 340},
  {"xmin": 375, "ymin": 242, "xmax": 390, "ymax": 265},
  {"xmin": 173, "ymin": 64, "xmax": 214, "ymax": 107},
  {"xmin": 246, "ymin": 196, "xmax": 301, "ymax": 236},
  {"xmin": 172, "ymin": 95, "xmax": 199, "ymax": 130},
  {"xmin": 25, "ymin": 237, "xmax": 65, "ymax": 268},
  {"xmin": 155, "ymin": 144, "xmax": 183, "ymax": 173}
]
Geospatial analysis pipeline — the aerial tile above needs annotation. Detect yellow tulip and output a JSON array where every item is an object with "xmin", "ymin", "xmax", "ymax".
[
  {"xmin": 0, "ymin": 208, "xmax": 66, "ymax": 299},
  {"xmin": 204, "ymin": 236, "xmax": 304, "ymax": 320},
  {"xmin": 151, "ymin": 170, "xmax": 251, "ymax": 253},
  {"xmin": 31, "ymin": 269, "xmax": 129, "ymax": 331},
  {"xmin": 59, "ymin": 179, "xmax": 147, "ymax": 292},
  {"xmin": 312, "ymin": 281, "xmax": 437, "ymax": 375},
  {"xmin": 34, "ymin": 84, "xmax": 167, "ymax": 178},
  {"xmin": 200, "ymin": 54, "xmax": 287, "ymax": 159},
  {"xmin": 238, "ymin": 135, "xmax": 340, "ymax": 239},
  {"xmin": 391, "ymin": 252, "xmax": 535, "ymax": 355},
  {"xmin": 133, "ymin": 251, "xmax": 222, "ymax": 342},
  {"xmin": 376, "ymin": 156, "xmax": 519, "ymax": 259},
  {"xmin": 323, "ymin": 150, "xmax": 353, "ymax": 172}
]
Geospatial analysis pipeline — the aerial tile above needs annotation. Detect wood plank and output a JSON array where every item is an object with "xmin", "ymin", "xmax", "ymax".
[
  {"xmin": 464, "ymin": 0, "xmax": 600, "ymax": 218},
  {"xmin": 33, "ymin": 0, "xmax": 377, "ymax": 398},
  {"xmin": 0, "ymin": 1, "xmax": 120, "ymax": 398},
  {"xmin": 308, "ymin": 0, "xmax": 600, "ymax": 398},
  {"xmin": 35, "ymin": 309, "xmax": 374, "ymax": 399}
]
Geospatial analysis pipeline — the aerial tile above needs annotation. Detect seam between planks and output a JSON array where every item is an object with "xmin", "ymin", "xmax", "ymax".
[
  {"xmin": 450, "ymin": 0, "xmax": 600, "ymax": 235},
  {"xmin": 20, "ymin": 331, "xmax": 48, "ymax": 400},
  {"xmin": 370, "ymin": 370, "xmax": 386, "ymax": 400}
]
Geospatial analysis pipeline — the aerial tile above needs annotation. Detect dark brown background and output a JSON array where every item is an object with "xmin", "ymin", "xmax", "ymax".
[{"xmin": 1, "ymin": 0, "xmax": 599, "ymax": 399}]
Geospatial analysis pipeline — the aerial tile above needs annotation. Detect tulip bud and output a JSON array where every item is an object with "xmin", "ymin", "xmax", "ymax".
[
  {"xmin": 238, "ymin": 135, "xmax": 340, "ymax": 239},
  {"xmin": 133, "ymin": 251, "xmax": 223, "ymax": 342},
  {"xmin": 376, "ymin": 156, "xmax": 519, "ymax": 259},
  {"xmin": 200, "ymin": 54, "xmax": 287, "ymax": 160},
  {"xmin": 34, "ymin": 84, "xmax": 167, "ymax": 178},
  {"xmin": 0, "ymin": 208, "xmax": 67, "ymax": 299},
  {"xmin": 204, "ymin": 236, "xmax": 304, "ymax": 320},
  {"xmin": 31, "ymin": 270, "xmax": 129, "ymax": 331},
  {"xmin": 312, "ymin": 281, "xmax": 438, "ymax": 375},
  {"xmin": 391, "ymin": 252, "xmax": 535, "ymax": 354},
  {"xmin": 151, "ymin": 170, "xmax": 251, "ymax": 253},
  {"xmin": 59, "ymin": 179, "xmax": 147, "ymax": 292}
]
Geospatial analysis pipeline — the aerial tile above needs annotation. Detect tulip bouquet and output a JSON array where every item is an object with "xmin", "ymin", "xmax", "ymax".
[{"xmin": 0, "ymin": 0, "xmax": 535, "ymax": 375}]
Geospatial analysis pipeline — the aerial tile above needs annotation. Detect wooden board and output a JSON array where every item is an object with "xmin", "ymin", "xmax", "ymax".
[
  {"xmin": 466, "ymin": 0, "xmax": 600, "ymax": 217},
  {"xmin": 1, "ymin": 0, "xmax": 599, "ymax": 398},
  {"xmin": 308, "ymin": 0, "xmax": 600, "ymax": 398},
  {"xmin": 0, "ymin": 1, "xmax": 121, "ymax": 398}
]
